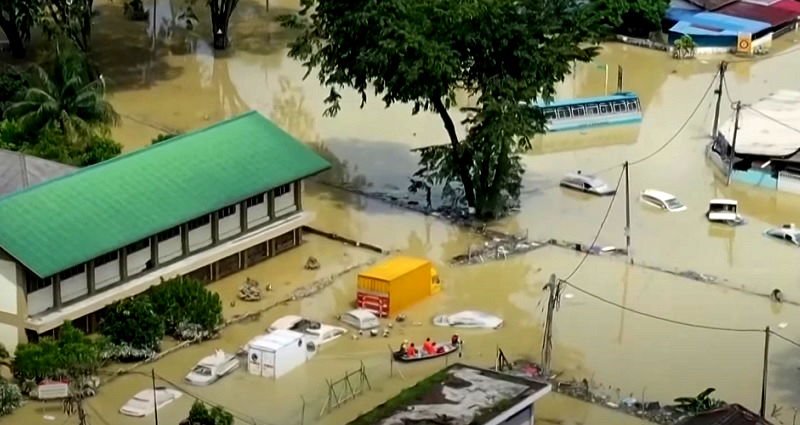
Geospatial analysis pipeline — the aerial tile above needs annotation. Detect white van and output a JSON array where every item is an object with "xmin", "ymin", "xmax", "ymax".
[
  {"xmin": 339, "ymin": 309, "xmax": 380, "ymax": 330},
  {"xmin": 246, "ymin": 330, "xmax": 317, "ymax": 379},
  {"xmin": 640, "ymin": 189, "xmax": 687, "ymax": 212}
]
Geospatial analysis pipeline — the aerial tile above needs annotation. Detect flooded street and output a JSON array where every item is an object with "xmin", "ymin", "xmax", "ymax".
[{"xmin": 6, "ymin": 0, "xmax": 800, "ymax": 424}]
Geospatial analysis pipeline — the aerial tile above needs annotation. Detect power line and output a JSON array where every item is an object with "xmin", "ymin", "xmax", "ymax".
[
  {"xmin": 562, "ymin": 167, "xmax": 625, "ymax": 281},
  {"xmin": 628, "ymin": 72, "xmax": 718, "ymax": 166},
  {"xmin": 770, "ymin": 330, "xmax": 800, "ymax": 349},
  {"xmin": 745, "ymin": 105, "xmax": 800, "ymax": 136},
  {"xmin": 723, "ymin": 74, "xmax": 734, "ymax": 105},
  {"xmin": 560, "ymin": 278, "xmax": 764, "ymax": 333}
]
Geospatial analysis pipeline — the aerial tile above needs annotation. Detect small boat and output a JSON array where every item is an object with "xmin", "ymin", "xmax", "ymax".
[
  {"xmin": 268, "ymin": 315, "xmax": 347, "ymax": 346},
  {"xmin": 184, "ymin": 350, "xmax": 239, "ymax": 385},
  {"xmin": 119, "ymin": 387, "xmax": 182, "ymax": 417},
  {"xmin": 706, "ymin": 199, "xmax": 744, "ymax": 226},
  {"xmin": 393, "ymin": 343, "xmax": 457, "ymax": 363},
  {"xmin": 432, "ymin": 311, "xmax": 503, "ymax": 329},
  {"xmin": 560, "ymin": 172, "xmax": 616, "ymax": 196}
]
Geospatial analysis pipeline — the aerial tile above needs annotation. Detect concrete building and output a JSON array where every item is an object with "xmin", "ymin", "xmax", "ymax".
[
  {"xmin": 0, "ymin": 111, "xmax": 330, "ymax": 350},
  {"xmin": 347, "ymin": 364, "xmax": 551, "ymax": 425}
]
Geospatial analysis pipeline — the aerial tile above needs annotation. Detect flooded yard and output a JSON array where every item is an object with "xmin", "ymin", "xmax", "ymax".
[{"xmin": 5, "ymin": 0, "xmax": 800, "ymax": 424}]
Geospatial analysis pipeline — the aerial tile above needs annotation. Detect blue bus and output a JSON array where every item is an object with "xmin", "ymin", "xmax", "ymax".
[{"xmin": 535, "ymin": 91, "xmax": 643, "ymax": 132}]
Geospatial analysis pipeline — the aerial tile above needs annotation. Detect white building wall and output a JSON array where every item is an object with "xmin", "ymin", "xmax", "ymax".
[
  {"xmin": 27, "ymin": 286, "xmax": 53, "ymax": 315},
  {"xmin": 189, "ymin": 224, "xmax": 213, "ymax": 252},
  {"xmin": 158, "ymin": 235, "xmax": 182, "ymax": 263},
  {"xmin": 778, "ymin": 171, "xmax": 800, "ymax": 195},
  {"xmin": 94, "ymin": 259, "xmax": 120, "ymax": 290},
  {"xmin": 0, "ymin": 260, "xmax": 18, "ymax": 314},
  {"xmin": 218, "ymin": 206, "xmax": 241, "ymax": 239},
  {"xmin": 127, "ymin": 245, "xmax": 151, "ymax": 276},
  {"xmin": 275, "ymin": 187, "xmax": 296, "ymax": 216},
  {"xmin": 247, "ymin": 203, "xmax": 270, "ymax": 228},
  {"xmin": 61, "ymin": 272, "xmax": 88, "ymax": 303},
  {"xmin": 0, "ymin": 323, "xmax": 18, "ymax": 354}
]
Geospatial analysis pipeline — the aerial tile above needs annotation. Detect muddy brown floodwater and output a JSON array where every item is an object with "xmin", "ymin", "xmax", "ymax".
[{"xmin": 6, "ymin": 1, "xmax": 800, "ymax": 424}]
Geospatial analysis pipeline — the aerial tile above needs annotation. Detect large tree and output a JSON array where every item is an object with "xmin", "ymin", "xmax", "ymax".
[
  {"xmin": 208, "ymin": 0, "xmax": 240, "ymax": 50},
  {"xmin": 591, "ymin": 0, "xmax": 669, "ymax": 37},
  {"xmin": 282, "ymin": 0, "xmax": 603, "ymax": 218},
  {"xmin": 0, "ymin": 0, "xmax": 42, "ymax": 58},
  {"xmin": 42, "ymin": 0, "xmax": 94, "ymax": 53}
]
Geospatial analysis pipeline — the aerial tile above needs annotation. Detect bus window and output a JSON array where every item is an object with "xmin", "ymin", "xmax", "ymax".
[
  {"xmin": 613, "ymin": 102, "xmax": 625, "ymax": 113},
  {"xmin": 626, "ymin": 101, "xmax": 638, "ymax": 111},
  {"xmin": 557, "ymin": 107, "xmax": 570, "ymax": 119},
  {"xmin": 598, "ymin": 103, "xmax": 609, "ymax": 114},
  {"xmin": 544, "ymin": 109, "xmax": 556, "ymax": 119},
  {"xmin": 571, "ymin": 106, "xmax": 585, "ymax": 117},
  {"xmin": 587, "ymin": 105, "xmax": 599, "ymax": 115}
]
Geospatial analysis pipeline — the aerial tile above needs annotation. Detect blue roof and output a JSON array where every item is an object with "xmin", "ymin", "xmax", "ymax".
[
  {"xmin": 669, "ymin": 12, "xmax": 771, "ymax": 36},
  {"xmin": 666, "ymin": 7, "xmax": 700, "ymax": 22},
  {"xmin": 535, "ymin": 92, "xmax": 639, "ymax": 109}
]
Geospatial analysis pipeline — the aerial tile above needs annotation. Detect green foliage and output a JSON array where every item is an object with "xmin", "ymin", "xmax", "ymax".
[
  {"xmin": 7, "ymin": 43, "xmax": 118, "ymax": 143},
  {"xmin": 13, "ymin": 322, "xmax": 105, "ymax": 382},
  {"xmin": 123, "ymin": 0, "xmax": 149, "ymax": 21},
  {"xmin": 79, "ymin": 134, "xmax": 122, "ymax": 166},
  {"xmin": 0, "ymin": 381, "xmax": 22, "ymax": 416},
  {"xmin": 151, "ymin": 133, "xmax": 181, "ymax": 145},
  {"xmin": 282, "ymin": 0, "xmax": 602, "ymax": 219},
  {"xmin": 673, "ymin": 34, "xmax": 697, "ymax": 60},
  {"xmin": 101, "ymin": 297, "xmax": 164, "ymax": 352},
  {"xmin": 0, "ymin": 0, "xmax": 43, "ymax": 58},
  {"xmin": 41, "ymin": 0, "xmax": 95, "ymax": 52},
  {"xmin": 187, "ymin": 401, "xmax": 234, "ymax": 425},
  {"xmin": 0, "ymin": 67, "xmax": 29, "ymax": 119},
  {"xmin": 674, "ymin": 388, "xmax": 725, "ymax": 415},
  {"xmin": 149, "ymin": 277, "xmax": 223, "ymax": 340},
  {"xmin": 0, "ymin": 122, "xmax": 122, "ymax": 166},
  {"xmin": 591, "ymin": 0, "xmax": 669, "ymax": 37}
]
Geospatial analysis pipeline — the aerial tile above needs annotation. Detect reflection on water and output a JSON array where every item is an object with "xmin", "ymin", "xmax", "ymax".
[{"xmin": 12, "ymin": 0, "xmax": 800, "ymax": 423}]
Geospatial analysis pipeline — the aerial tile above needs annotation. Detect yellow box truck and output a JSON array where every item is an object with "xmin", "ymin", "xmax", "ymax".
[{"xmin": 356, "ymin": 256, "xmax": 440, "ymax": 317}]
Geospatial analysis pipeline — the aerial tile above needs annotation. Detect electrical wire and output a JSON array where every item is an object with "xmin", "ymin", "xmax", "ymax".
[
  {"xmin": 745, "ymin": 105, "xmax": 800, "ymax": 135},
  {"xmin": 628, "ymin": 72, "xmax": 718, "ymax": 166},
  {"xmin": 770, "ymin": 330, "xmax": 800, "ymax": 349},
  {"xmin": 723, "ymin": 74, "xmax": 734, "ymax": 105},
  {"xmin": 560, "ymin": 278, "xmax": 764, "ymax": 333},
  {"xmin": 562, "ymin": 166, "xmax": 625, "ymax": 281}
]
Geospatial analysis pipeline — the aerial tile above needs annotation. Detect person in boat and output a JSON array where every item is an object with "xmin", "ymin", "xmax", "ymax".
[
  {"xmin": 422, "ymin": 338, "xmax": 433, "ymax": 354},
  {"xmin": 436, "ymin": 344, "xmax": 445, "ymax": 354},
  {"xmin": 451, "ymin": 334, "xmax": 460, "ymax": 347},
  {"xmin": 406, "ymin": 342, "xmax": 418, "ymax": 358},
  {"xmin": 397, "ymin": 339, "xmax": 409, "ymax": 355},
  {"xmin": 425, "ymin": 341, "xmax": 437, "ymax": 355}
]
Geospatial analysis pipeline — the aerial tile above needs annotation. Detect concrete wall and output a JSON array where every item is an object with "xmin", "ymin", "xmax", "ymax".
[
  {"xmin": 158, "ymin": 234, "xmax": 182, "ymax": 263},
  {"xmin": 0, "ymin": 259, "xmax": 18, "ymax": 315},
  {"xmin": 247, "ymin": 202, "xmax": 270, "ymax": 228},
  {"xmin": 127, "ymin": 244, "xmax": 151, "ymax": 276},
  {"xmin": 94, "ymin": 258, "xmax": 120, "ymax": 290},
  {"xmin": 218, "ymin": 206, "xmax": 241, "ymax": 239},
  {"xmin": 275, "ymin": 187, "xmax": 296, "ymax": 216},
  {"xmin": 189, "ymin": 223, "xmax": 213, "ymax": 252},
  {"xmin": 0, "ymin": 323, "xmax": 18, "ymax": 355},
  {"xmin": 60, "ymin": 271, "xmax": 88, "ymax": 303},
  {"xmin": 27, "ymin": 286, "xmax": 53, "ymax": 315}
]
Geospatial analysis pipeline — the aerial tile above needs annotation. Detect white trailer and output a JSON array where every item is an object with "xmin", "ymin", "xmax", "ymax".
[{"xmin": 246, "ymin": 329, "xmax": 317, "ymax": 379}]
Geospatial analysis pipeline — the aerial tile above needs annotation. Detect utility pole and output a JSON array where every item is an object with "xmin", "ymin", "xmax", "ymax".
[
  {"xmin": 541, "ymin": 274, "xmax": 562, "ymax": 375},
  {"xmin": 712, "ymin": 61, "xmax": 728, "ymax": 138},
  {"xmin": 727, "ymin": 101, "xmax": 742, "ymax": 186},
  {"xmin": 624, "ymin": 161, "xmax": 632, "ymax": 264},
  {"xmin": 152, "ymin": 369, "xmax": 159, "ymax": 425},
  {"xmin": 617, "ymin": 65, "xmax": 624, "ymax": 92},
  {"xmin": 152, "ymin": 0, "xmax": 157, "ymax": 49},
  {"xmin": 760, "ymin": 326, "xmax": 771, "ymax": 418}
]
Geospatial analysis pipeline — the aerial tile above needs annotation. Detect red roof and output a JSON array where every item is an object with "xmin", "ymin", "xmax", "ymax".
[{"xmin": 718, "ymin": 0, "xmax": 800, "ymax": 26}]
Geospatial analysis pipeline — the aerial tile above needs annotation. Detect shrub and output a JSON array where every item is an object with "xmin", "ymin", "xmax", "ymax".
[
  {"xmin": 0, "ymin": 381, "xmax": 22, "ymax": 416},
  {"xmin": 0, "ymin": 67, "xmax": 28, "ymax": 120},
  {"xmin": 101, "ymin": 297, "xmax": 164, "ymax": 352},
  {"xmin": 13, "ymin": 322, "xmax": 105, "ymax": 382},
  {"xmin": 79, "ymin": 135, "xmax": 123, "ymax": 166},
  {"xmin": 185, "ymin": 401, "xmax": 233, "ymax": 425},
  {"xmin": 149, "ymin": 277, "xmax": 223, "ymax": 340},
  {"xmin": 151, "ymin": 132, "xmax": 181, "ymax": 145}
]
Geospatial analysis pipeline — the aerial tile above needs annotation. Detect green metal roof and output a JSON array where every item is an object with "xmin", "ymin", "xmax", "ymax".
[{"xmin": 0, "ymin": 111, "xmax": 330, "ymax": 277}]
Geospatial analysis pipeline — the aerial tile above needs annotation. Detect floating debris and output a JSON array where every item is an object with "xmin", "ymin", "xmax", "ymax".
[
  {"xmin": 304, "ymin": 256, "xmax": 321, "ymax": 270},
  {"xmin": 237, "ymin": 278, "xmax": 262, "ymax": 302},
  {"xmin": 778, "ymin": 322, "xmax": 789, "ymax": 329},
  {"xmin": 451, "ymin": 229, "xmax": 543, "ymax": 265}
]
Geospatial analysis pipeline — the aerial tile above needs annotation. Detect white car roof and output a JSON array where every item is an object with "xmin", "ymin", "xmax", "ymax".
[
  {"xmin": 709, "ymin": 199, "xmax": 738, "ymax": 205},
  {"xmin": 642, "ymin": 189, "xmax": 677, "ymax": 201},
  {"xmin": 249, "ymin": 329, "xmax": 304, "ymax": 351},
  {"xmin": 562, "ymin": 172, "xmax": 606, "ymax": 186},
  {"xmin": 269, "ymin": 315, "xmax": 304, "ymax": 330},
  {"xmin": 198, "ymin": 350, "xmax": 232, "ymax": 367},
  {"xmin": 345, "ymin": 309, "xmax": 378, "ymax": 320}
]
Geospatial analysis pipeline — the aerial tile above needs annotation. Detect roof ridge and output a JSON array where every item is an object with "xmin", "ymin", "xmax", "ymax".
[{"xmin": 0, "ymin": 111, "xmax": 259, "ymax": 203}]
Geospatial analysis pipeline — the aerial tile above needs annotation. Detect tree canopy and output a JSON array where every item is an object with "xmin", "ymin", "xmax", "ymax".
[
  {"xmin": 0, "ymin": 0, "xmax": 42, "ymax": 58},
  {"xmin": 41, "ymin": 0, "xmax": 95, "ymax": 53},
  {"xmin": 13, "ymin": 322, "xmax": 105, "ymax": 382},
  {"xmin": 591, "ymin": 0, "xmax": 669, "ymax": 37},
  {"xmin": 282, "ymin": 0, "xmax": 604, "ymax": 218}
]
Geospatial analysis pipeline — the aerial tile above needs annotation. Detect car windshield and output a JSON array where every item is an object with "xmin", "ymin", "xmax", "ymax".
[
  {"xmin": 191, "ymin": 366, "xmax": 212, "ymax": 376},
  {"xmin": 665, "ymin": 199, "xmax": 683, "ymax": 209}
]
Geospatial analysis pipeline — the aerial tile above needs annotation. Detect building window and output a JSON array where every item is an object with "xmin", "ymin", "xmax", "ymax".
[
  {"xmin": 94, "ymin": 251, "xmax": 119, "ymax": 266},
  {"xmin": 59, "ymin": 264, "xmax": 86, "ymax": 281},
  {"xmin": 218, "ymin": 205, "xmax": 237, "ymax": 218},
  {"xmin": 157, "ymin": 226, "xmax": 180, "ymax": 242},
  {"xmin": 245, "ymin": 194, "xmax": 265, "ymax": 207},
  {"xmin": 127, "ymin": 238, "xmax": 150, "ymax": 253},
  {"xmin": 274, "ymin": 184, "xmax": 291, "ymax": 197},
  {"xmin": 188, "ymin": 215, "xmax": 211, "ymax": 230},
  {"xmin": 26, "ymin": 270, "xmax": 50, "ymax": 293}
]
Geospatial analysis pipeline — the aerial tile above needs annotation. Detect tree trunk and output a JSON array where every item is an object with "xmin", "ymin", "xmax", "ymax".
[
  {"xmin": 212, "ymin": 17, "xmax": 229, "ymax": 50},
  {"xmin": 431, "ymin": 97, "xmax": 476, "ymax": 208},
  {"xmin": 0, "ymin": 17, "xmax": 26, "ymax": 58}
]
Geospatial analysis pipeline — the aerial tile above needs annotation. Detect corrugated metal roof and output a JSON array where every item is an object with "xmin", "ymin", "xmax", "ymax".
[
  {"xmin": 775, "ymin": 0, "xmax": 800, "ymax": 14},
  {"xmin": 669, "ymin": 12, "xmax": 771, "ymax": 36},
  {"xmin": 360, "ymin": 256, "xmax": 430, "ymax": 282},
  {"xmin": 719, "ymin": 90, "xmax": 800, "ymax": 157},
  {"xmin": 686, "ymin": 0, "xmax": 739, "ymax": 10},
  {"xmin": 718, "ymin": 0, "xmax": 800, "ymax": 26},
  {"xmin": 676, "ymin": 404, "xmax": 773, "ymax": 425},
  {"xmin": 0, "ymin": 111, "xmax": 331, "ymax": 277},
  {"xmin": 0, "ymin": 150, "xmax": 77, "ymax": 197}
]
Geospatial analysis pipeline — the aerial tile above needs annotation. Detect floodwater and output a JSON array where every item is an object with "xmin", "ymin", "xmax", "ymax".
[{"xmin": 6, "ymin": 1, "xmax": 800, "ymax": 424}]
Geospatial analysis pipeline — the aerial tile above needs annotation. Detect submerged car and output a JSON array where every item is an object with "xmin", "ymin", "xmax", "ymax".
[
  {"xmin": 119, "ymin": 387, "xmax": 182, "ymax": 417},
  {"xmin": 432, "ymin": 311, "xmax": 504, "ymax": 329},
  {"xmin": 560, "ymin": 172, "xmax": 616, "ymax": 196},
  {"xmin": 764, "ymin": 224, "xmax": 800, "ymax": 246},
  {"xmin": 706, "ymin": 199, "xmax": 744, "ymax": 225},
  {"xmin": 640, "ymin": 189, "xmax": 687, "ymax": 212},
  {"xmin": 268, "ymin": 315, "xmax": 347, "ymax": 346},
  {"xmin": 184, "ymin": 350, "xmax": 239, "ymax": 385},
  {"xmin": 339, "ymin": 309, "xmax": 380, "ymax": 330}
]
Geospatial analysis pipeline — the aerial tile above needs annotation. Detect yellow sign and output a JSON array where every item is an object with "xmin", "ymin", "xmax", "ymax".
[{"xmin": 737, "ymin": 33, "xmax": 753, "ymax": 55}]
